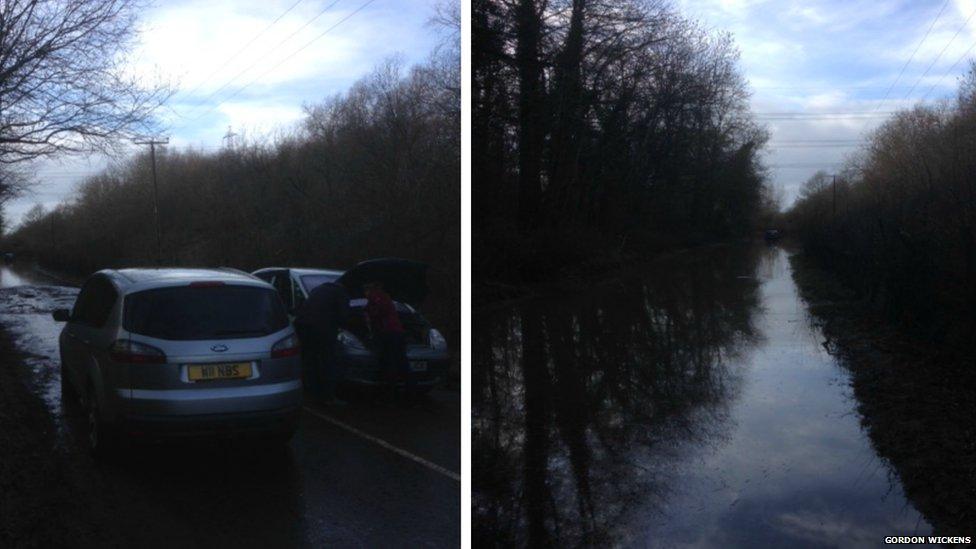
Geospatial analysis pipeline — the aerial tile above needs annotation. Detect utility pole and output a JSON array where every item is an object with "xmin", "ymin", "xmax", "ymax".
[
  {"xmin": 223, "ymin": 126, "xmax": 237, "ymax": 149},
  {"xmin": 133, "ymin": 137, "xmax": 169, "ymax": 264},
  {"xmin": 832, "ymin": 174, "xmax": 837, "ymax": 218}
]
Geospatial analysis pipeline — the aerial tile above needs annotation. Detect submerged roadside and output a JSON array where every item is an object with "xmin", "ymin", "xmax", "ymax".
[{"xmin": 789, "ymin": 252, "xmax": 976, "ymax": 535}]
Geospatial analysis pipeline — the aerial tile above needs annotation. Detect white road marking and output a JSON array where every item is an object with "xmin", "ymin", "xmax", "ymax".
[{"xmin": 302, "ymin": 406, "xmax": 461, "ymax": 483}]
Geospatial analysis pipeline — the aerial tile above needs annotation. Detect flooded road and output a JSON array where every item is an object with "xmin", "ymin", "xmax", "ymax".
[
  {"xmin": 0, "ymin": 263, "xmax": 459, "ymax": 547},
  {"xmin": 473, "ymin": 244, "xmax": 930, "ymax": 547},
  {"xmin": 0, "ymin": 261, "xmax": 70, "ymax": 286},
  {"xmin": 0, "ymin": 264, "xmax": 78, "ymax": 420}
]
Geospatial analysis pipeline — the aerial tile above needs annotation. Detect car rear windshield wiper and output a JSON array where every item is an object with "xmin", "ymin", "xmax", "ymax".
[{"xmin": 214, "ymin": 329, "xmax": 268, "ymax": 336}]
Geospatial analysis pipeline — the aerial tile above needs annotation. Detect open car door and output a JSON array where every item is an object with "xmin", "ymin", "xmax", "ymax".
[{"xmin": 336, "ymin": 258, "xmax": 429, "ymax": 307}]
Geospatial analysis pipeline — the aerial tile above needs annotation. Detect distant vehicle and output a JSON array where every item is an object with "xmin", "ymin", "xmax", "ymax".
[
  {"xmin": 764, "ymin": 229, "xmax": 781, "ymax": 241},
  {"xmin": 53, "ymin": 268, "xmax": 302, "ymax": 456},
  {"xmin": 253, "ymin": 260, "xmax": 449, "ymax": 394}
]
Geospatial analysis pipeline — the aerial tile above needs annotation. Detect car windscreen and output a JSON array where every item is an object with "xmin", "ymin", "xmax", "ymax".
[
  {"xmin": 300, "ymin": 274, "xmax": 338, "ymax": 293},
  {"xmin": 123, "ymin": 285, "xmax": 289, "ymax": 340}
]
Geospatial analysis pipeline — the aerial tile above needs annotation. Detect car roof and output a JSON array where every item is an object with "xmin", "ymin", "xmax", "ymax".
[
  {"xmin": 100, "ymin": 268, "xmax": 269, "ymax": 293},
  {"xmin": 253, "ymin": 267, "xmax": 345, "ymax": 278},
  {"xmin": 291, "ymin": 268, "xmax": 344, "ymax": 278}
]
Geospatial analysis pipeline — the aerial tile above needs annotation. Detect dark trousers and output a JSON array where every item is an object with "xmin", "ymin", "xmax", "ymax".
[
  {"xmin": 297, "ymin": 325, "xmax": 340, "ymax": 399},
  {"xmin": 377, "ymin": 331, "xmax": 413, "ymax": 397}
]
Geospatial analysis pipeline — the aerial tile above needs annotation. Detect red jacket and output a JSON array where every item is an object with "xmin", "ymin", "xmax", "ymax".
[{"xmin": 365, "ymin": 288, "xmax": 404, "ymax": 334}]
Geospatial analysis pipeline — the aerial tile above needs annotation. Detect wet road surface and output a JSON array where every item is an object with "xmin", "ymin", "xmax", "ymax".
[
  {"xmin": 0, "ymin": 263, "xmax": 459, "ymax": 547},
  {"xmin": 473, "ymin": 244, "xmax": 931, "ymax": 548}
]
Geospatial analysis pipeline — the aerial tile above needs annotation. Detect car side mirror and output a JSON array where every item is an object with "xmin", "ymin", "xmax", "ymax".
[{"xmin": 52, "ymin": 309, "xmax": 71, "ymax": 322}]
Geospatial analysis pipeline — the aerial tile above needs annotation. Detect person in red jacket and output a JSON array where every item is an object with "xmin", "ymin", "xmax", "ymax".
[{"xmin": 364, "ymin": 281, "xmax": 414, "ymax": 402}]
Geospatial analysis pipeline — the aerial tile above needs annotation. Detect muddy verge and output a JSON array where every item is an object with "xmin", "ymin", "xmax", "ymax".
[
  {"xmin": 789, "ymin": 252, "xmax": 976, "ymax": 535},
  {"xmin": 0, "ymin": 328, "xmax": 119, "ymax": 547}
]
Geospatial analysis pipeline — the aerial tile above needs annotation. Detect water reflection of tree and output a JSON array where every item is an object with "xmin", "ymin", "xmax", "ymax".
[{"xmin": 474, "ymin": 246, "xmax": 765, "ymax": 547}]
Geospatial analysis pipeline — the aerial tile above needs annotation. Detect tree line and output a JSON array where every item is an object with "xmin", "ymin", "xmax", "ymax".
[
  {"xmin": 787, "ymin": 64, "xmax": 976, "ymax": 353},
  {"xmin": 474, "ymin": 0, "xmax": 774, "ymax": 283},
  {"xmin": 3, "ymin": 49, "xmax": 460, "ymax": 332}
]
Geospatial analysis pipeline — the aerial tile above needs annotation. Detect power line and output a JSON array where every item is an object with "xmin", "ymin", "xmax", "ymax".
[
  {"xmin": 753, "ymin": 111, "xmax": 896, "ymax": 116},
  {"xmin": 176, "ymin": 0, "xmax": 343, "ymax": 121},
  {"xmin": 769, "ymin": 163, "xmax": 845, "ymax": 168},
  {"xmin": 902, "ymin": 3, "xmax": 976, "ymax": 100},
  {"xmin": 768, "ymin": 139, "xmax": 865, "ymax": 143},
  {"xmin": 874, "ymin": 0, "xmax": 951, "ymax": 112},
  {"xmin": 179, "ymin": 0, "xmax": 377, "ymax": 127},
  {"xmin": 920, "ymin": 38, "xmax": 976, "ymax": 100},
  {"xmin": 755, "ymin": 115, "xmax": 891, "ymax": 121},
  {"xmin": 754, "ymin": 84, "xmax": 923, "ymax": 91},
  {"xmin": 766, "ymin": 144, "xmax": 862, "ymax": 148},
  {"xmin": 177, "ymin": 0, "xmax": 306, "ymax": 101}
]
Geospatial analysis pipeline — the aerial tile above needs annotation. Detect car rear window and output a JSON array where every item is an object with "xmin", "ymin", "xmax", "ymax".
[
  {"xmin": 300, "ymin": 274, "xmax": 338, "ymax": 293},
  {"xmin": 123, "ymin": 285, "xmax": 289, "ymax": 340}
]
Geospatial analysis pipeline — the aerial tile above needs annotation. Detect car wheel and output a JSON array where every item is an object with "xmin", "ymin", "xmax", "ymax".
[
  {"xmin": 59, "ymin": 360, "xmax": 83, "ymax": 417},
  {"xmin": 87, "ymin": 385, "xmax": 118, "ymax": 458}
]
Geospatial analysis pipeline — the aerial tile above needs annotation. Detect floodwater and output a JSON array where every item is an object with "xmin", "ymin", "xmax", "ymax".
[
  {"xmin": 0, "ymin": 263, "xmax": 79, "ymax": 424},
  {"xmin": 0, "ymin": 262, "xmax": 62, "ymax": 287},
  {"xmin": 473, "ymin": 244, "xmax": 931, "ymax": 548}
]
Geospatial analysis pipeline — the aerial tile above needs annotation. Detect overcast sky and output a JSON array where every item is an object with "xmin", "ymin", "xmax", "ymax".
[
  {"xmin": 6, "ymin": 0, "xmax": 443, "ymax": 227},
  {"xmin": 677, "ymin": 0, "xmax": 976, "ymax": 206}
]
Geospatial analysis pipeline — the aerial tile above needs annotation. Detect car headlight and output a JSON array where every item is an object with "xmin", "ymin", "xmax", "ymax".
[
  {"xmin": 428, "ymin": 328, "xmax": 447, "ymax": 351},
  {"xmin": 337, "ymin": 330, "xmax": 366, "ymax": 350}
]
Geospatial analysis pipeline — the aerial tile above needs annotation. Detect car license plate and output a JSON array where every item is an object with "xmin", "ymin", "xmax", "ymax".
[
  {"xmin": 188, "ymin": 362, "xmax": 252, "ymax": 381},
  {"xmin": 410, "ymin": 361, "xmax": 428, "ymax": 372}
]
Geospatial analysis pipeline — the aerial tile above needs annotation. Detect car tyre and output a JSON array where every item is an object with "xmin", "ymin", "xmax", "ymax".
[
  {"xmin": 87, "ymin": 384, "xmax": 119, "ymax": 459},
  {"xmin": 59, "ymin": 354, "xmax": 79, "ymax": 404},
  {"xmin": 60, "ymin": 364, "xmax": 84, "ymax": 418}
]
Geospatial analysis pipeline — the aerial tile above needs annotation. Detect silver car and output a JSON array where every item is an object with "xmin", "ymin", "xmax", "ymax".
[{"xmin": 54, "ymin": 268, "xmax": 302, "ymax": 456}]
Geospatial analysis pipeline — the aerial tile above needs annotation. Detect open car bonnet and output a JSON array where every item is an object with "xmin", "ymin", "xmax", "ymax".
[{"xmin": 336, "ymin": 258, "xmax": 429, "ymax": 307}]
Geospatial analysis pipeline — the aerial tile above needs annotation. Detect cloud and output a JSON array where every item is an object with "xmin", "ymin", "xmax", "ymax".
[
  {"xmin": 681, "ymin": 0, "xmax": 976, "ymax": 206},
  {"xmin": 133, "ymin": 1, "xmax": 394, "ymax": 94},
  {"xmin": 3, "ymin": 0, "xmax": 444, "ymax": 227}
]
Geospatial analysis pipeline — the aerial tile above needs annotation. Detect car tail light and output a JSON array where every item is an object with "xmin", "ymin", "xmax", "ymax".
[
  {"xmin": 271, "ymin": 333, "xmax": 301, "ymax": 358},
  {"xmin": 110, "ymin": 339, "xmax": 166, "ymax": 364}
]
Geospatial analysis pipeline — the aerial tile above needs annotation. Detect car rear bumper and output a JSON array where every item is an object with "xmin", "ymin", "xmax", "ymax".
[
  {"xmin": 121, "ymin": 406, "xmax": 300, "ymax": 438},
  {"xmin": 115, "ymin": 379, "xmax": 303, "ymax": 418}
]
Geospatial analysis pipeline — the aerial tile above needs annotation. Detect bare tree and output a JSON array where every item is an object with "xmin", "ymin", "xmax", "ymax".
[{"xmin": 0, "ymin": 0, "xmax": 171, "ymax": 165}]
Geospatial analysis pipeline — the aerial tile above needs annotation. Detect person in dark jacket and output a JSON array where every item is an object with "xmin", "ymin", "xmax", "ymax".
[
  {"xmin": 364, "ymin": 281, "xmax": 414, "ymax": 402},
  {"xmin": 295, "ymin": 281, "xmax": 350, "ymax": 404}
]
